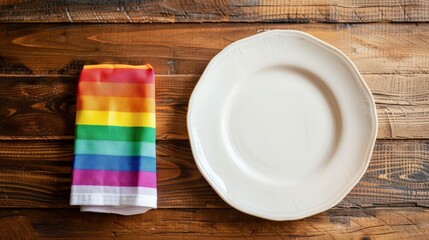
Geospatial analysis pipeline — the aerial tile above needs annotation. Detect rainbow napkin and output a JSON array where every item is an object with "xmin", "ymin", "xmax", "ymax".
[{"xmin": 70, "ymin": 64, "xmax": 157, "ymax": 215}]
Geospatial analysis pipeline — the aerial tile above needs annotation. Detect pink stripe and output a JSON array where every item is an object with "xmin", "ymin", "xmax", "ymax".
[
  {"xmin": 79, "ymin": 68, "xmax": 154, "ymax": 83},
  {"xmin": 72, "ymin": 170, "xmax": 157, "ymax": 188}
]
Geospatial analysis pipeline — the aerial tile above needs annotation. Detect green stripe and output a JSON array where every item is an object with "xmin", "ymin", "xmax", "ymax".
[
  {"xmin": 76, "ymin": 125, "xmax": 155, "ymax": 143},
  {"xmin": 75, "ymin": 139, "xmax": 156, "ymax": 157}
]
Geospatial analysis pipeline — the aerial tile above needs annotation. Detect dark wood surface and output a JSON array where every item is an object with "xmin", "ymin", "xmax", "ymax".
[
  {"xmin": 1, "ymin": 23, "xmax": 429, "ymax": 76},
  {"xmin": 1, "ymin": 208, "xmax": 428, "ymax": 239},
  {"xmin": 0, "ymin": 140, "xmax": 428, "ymax": 209},
  {"xmin": 0, "ymin": 1, "xmax": 428, "ymax": 239},
  {"xmin": 1, "ymin": 0, "xmax": 429, "ymax": 23},
  {"xmin": 1, "ymin": 24, "xmax": 429, "ymax": 140}
]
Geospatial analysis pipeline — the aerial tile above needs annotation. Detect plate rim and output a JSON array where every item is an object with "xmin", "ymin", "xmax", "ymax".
[{"xmin": 187, "ymin": 30, "xmax": 378, "ymax": 221}]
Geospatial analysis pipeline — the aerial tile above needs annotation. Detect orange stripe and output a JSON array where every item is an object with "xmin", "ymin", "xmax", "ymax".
[
  {"xmin": 77, "ymin": 96, "xmax": 155, "ymax": 113},
  {"xmin": 78, "ymin": 82, "xmax": 155, "ymax": 98}
]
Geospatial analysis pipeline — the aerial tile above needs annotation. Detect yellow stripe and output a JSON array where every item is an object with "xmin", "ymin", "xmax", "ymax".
[
  {"xmin": 76, "ymin": 110, "xmax": 155, "ymax": 127},
  {"xmin": 78, "ymin": 96, "xmax": 155, "ymax": 113},
  {"xmin": 83, "ymin": 64, "xmax": 152, "ymax": 70}
]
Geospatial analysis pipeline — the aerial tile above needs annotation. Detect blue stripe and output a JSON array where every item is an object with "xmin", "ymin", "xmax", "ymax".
[
  {"xmin": 74, "ymin": 139, "xmax": 156, "ymax": 158},
  {"xmin": 73, "ymin": 154, "xmax": 156, "ymax": 172}
]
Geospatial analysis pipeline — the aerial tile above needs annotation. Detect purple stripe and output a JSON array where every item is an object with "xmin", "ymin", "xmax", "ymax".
[{"xmin": 72, "ymin": 170, "xmax": 156, "ymax": 188}]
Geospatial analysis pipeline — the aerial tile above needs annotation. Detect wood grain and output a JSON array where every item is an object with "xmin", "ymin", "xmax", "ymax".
[
  {"xmin": 0, "ymin": 140, "xmax": 427, "ymax": 209},
  {"xmin": 1, "ymin": 23, "xmax": 429, "ymax": 76},
  {"xmin": 0, "ymin": 208, "xmax": 428, "ymax": 239},
  {"xmin": 1, "ymin": 0, "xmax": 428, "ymax": 23},
  {"xmin": 1, "ymin": 74, "xmax": 429, "ymax": 140},
  {"xmin": 366, "ymin": 74, "xmax": 429, "ymax": 139}
]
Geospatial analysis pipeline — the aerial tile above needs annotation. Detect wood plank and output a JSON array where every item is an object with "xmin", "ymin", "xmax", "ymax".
[
  {"xmin": 366, "ymin": 74, "xmax": 429, "ymax": 139},
  {"xmin": 0, "ymin": 208, "xmax": 428, "ymax": 239},
  {"xmin": 0, "ymin": 75, "xmax": 193, "ymax": 140},
  {"xmin": 1, "ymin": 0, "xmax": 429, "ymax": 23},
  {"xmin": 1, "ymin": 23, "xmax": 429, "ymax": 76},
  {"xmin": 0, "ymin": 140, "xmax": 427, "ymax": 208},
  {"xmin": 1, "ymin": 74, "xmax": 429, "ymax": 140}
]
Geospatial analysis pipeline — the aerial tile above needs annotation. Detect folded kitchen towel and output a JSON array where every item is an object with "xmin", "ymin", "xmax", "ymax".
[{"xmin": 70, "ymin": 64, "xmax": 157, "ymax": 215}]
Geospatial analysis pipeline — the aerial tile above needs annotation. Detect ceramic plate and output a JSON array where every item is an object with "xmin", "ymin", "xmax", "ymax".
[{"xmin": 187, "ymin": 30, "xmax": 377, "ymax": 221}]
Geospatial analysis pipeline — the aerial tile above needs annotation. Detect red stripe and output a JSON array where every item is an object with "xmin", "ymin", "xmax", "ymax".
[
  {"xmin": 79, "ymin": 68, "xmax": 155, "ymax": 83},
  {"xmin": 72, "ymin": 169, "xmax": 157, "ymax": 188}
]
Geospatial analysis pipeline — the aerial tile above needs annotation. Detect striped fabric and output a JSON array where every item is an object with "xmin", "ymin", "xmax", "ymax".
[{"xmin": 70, "ymin": 64, "xmax": 157, "ymax": 215}]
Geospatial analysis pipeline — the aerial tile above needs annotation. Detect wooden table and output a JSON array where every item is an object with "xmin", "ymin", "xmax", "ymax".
[{"xmin": 0, "ymin": 1, "xmax": 428, "ymax": 239}]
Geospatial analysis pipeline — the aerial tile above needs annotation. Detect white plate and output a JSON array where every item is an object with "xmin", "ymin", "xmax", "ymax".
[{"xmin": 187, "ymin": 30, "xmax": 377, "ymax": 221}]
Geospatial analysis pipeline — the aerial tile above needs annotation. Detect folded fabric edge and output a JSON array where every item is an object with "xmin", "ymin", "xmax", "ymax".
[
  {"xmin": 80, "ymin": 206, "xmax": 153, "ymax": 215},
  {"xmin": 70, "ymin": 194, "xmax": 157, "ymax": 208}
]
